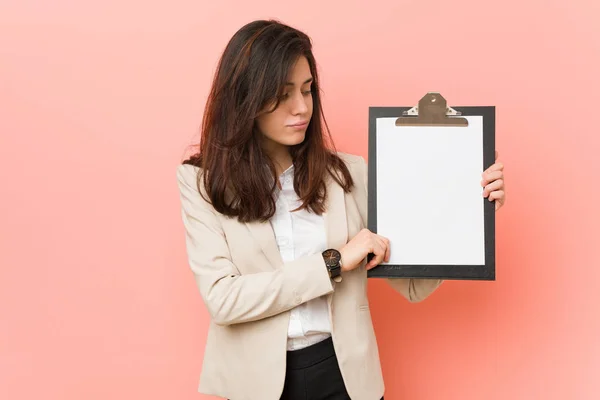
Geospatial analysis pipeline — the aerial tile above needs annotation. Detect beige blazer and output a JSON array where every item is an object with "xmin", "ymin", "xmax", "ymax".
[{"xmin": 176, "ymin": 152, "xmax": 442, "ymax": 400}]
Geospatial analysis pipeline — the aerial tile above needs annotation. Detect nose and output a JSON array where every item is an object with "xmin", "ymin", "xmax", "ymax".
[{"xmin": 290, "ymin": 91, "xmax": 309, "ymax": 115}]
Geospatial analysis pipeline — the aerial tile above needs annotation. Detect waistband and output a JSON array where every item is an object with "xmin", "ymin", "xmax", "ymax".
[{"xmin": 286, "ymin": 337, "xmax": 336, "ymax": 370}]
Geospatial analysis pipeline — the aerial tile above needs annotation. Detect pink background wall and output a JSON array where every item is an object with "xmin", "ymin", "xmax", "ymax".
[{"xmin": 1, "ymin": 1, "xmax": 599, "ymax": 399}]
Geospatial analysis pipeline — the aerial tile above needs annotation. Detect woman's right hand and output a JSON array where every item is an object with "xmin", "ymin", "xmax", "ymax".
[{"xmin": 339, "ymin": 229, "xmax": 390, "ymax": 272}]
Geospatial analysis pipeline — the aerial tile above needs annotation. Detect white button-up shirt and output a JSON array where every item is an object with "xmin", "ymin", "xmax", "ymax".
[{"xmin": 269, "ymin": 165, "xmax": 332, "ymax": 351}]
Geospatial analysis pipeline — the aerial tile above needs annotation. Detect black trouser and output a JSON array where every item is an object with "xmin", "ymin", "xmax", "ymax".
[{"xmin": 280, "ymin": 337, "xmax": 384, "ymax": 400}]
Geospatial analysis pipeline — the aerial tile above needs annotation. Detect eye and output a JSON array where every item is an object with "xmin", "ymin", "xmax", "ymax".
[{"xmin": 302, "ymin": 89, "xmax": 312, "ymax": 96}]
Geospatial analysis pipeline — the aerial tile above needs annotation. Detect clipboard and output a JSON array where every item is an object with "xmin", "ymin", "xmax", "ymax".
[{"xmin": 366, "ymin": 92, "xmax": 496, "ymax": 280}]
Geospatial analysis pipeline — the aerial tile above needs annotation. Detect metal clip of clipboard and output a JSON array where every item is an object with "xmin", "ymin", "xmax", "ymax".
[{"xmin": 395, "ymin": 92, "xmax": 469, "ymax": 127}]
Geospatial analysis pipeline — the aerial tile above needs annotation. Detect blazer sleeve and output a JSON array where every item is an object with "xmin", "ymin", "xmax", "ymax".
[
  {"xmin": 356, "ymin": 156, "xmax": 443, "ymax": 303},
  {"xmin": 176, "ymin": 164, "xmax": 334, "ymax": 326}
]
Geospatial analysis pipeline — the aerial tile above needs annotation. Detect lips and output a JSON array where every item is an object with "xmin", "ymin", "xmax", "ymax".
[{"xmin": 288, "ymin": 121, "xmax": 309, "ymax": 128}]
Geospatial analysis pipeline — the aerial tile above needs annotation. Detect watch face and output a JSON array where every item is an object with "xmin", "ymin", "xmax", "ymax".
[{"xmin": 323, "ymin": 249, "xmax": 341, "ymax": 267}]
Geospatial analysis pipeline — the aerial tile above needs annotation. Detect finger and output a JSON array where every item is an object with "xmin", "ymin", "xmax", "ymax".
[
  {"xmin": 374, "ymin": 236, "xmax": 390, "ymax": 263},
  {"xmin": 495, "ymin": 150, "xmax": 499, "ymax": 160},
  {"xmin": 366, "ymin": 256, "xmax": 383, "ymax": 270},
  {"xmin": 483, "ymin": 162, "xmax": 504, "ymax": 176},
  {"xmin": 483, "ymin": 179, "xmax": 504, "ymax": 197},
  {"xmin": 367, "ymin": 248, "xmax": 385, "ymax": 269},
  {"xmin": 382, "ymin": 237, "xmax": 391, "ymax": 263},
  {"xmin": 495, "ymin": 198, "xmax": 504, "ymax": 211},
  {"xmin": 386, "ymin": 245, "xmax": 390, "ymax": 263},
  {"xmin": 365, "ymin": 246, "xmax": 380, "ymax": 269},
  {"xmin": 489, "ymin": 190, "xmax": 505, "ymax": 203},
  {"xmin": 481, "ymin": 170, "xmax": 504, "ymax": 186},
  {"xmin": 366, "ymin": 241, "xmax": 386, "ymax": 270}
]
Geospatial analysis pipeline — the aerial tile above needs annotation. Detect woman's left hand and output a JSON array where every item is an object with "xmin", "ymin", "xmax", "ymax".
[{"xmin": 481, "ymin": 151, "xmax": 506, "ymax": 211}]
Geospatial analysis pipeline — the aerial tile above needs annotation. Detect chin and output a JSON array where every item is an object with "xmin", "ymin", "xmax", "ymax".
[{"xmin": 284, "ymin": 132, "xmax": 306, "ymax": 146}]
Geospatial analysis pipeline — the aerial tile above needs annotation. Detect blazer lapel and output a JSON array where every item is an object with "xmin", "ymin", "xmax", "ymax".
[
  {"xmin": 245, "ymin": 220, "xmax": 283, "ymax": 270},
  {"xmin": 324, "ymin": 173, "xmax": 348, "ymax": 252}
]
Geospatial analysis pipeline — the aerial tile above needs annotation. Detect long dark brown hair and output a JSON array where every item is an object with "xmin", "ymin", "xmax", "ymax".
[{"xmin": 183, "ymin": 19, "xmax": 353, "ymax": 223}]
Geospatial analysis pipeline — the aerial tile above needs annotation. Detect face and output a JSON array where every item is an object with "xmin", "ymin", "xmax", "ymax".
[{"xmin": 255, "ymin": 56, "xmax": 314, "ymax": 157}]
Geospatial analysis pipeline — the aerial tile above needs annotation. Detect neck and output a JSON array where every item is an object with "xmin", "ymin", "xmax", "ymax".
[
  {"xmin": 263, "ymin": 143, "xmax": 292, "ymax": 176},
  {"xmin": 272, "ymin": 152, "xmax": 293, "ymax": 176}
]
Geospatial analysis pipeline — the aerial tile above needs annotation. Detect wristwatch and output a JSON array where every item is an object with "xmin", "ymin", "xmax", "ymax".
[{"xmin": 322, "ymin": 249, "xmax": 343, "ymax": 283}]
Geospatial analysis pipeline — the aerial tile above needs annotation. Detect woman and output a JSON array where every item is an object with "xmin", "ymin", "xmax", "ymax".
[{"xmin": 177, "ymin": 19, "xmax": 506, "ymax": 400}]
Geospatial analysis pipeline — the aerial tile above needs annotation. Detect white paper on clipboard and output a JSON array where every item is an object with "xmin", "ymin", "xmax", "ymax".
[{"xmin": 375, "ymin": 116, "xmax": 485, "ymax": 266}]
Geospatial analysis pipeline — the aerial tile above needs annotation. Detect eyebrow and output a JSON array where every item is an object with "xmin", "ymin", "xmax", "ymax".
[{"xmin": 285, "ymin": 77, "xmax": 313, "ymax": 86}]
